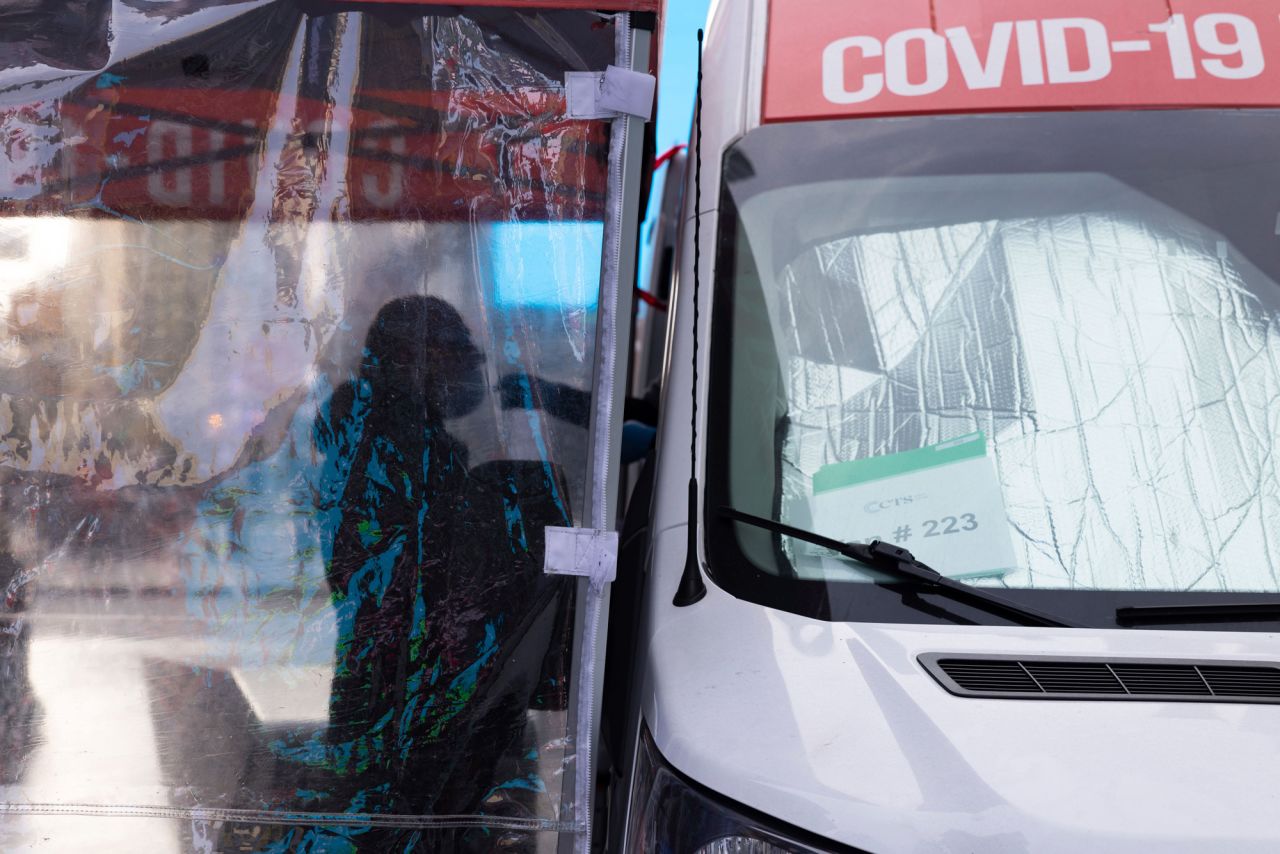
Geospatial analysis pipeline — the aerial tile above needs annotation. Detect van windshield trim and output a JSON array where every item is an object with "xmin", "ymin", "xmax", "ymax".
[{"xmin": 703, "ymin": 109, "xmax": 1280, "ymax": 631}]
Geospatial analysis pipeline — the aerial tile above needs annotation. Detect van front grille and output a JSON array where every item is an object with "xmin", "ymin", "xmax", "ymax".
[{"xmin": 920, "ymin": 655, "xmax": 1280, "ymax": 704}]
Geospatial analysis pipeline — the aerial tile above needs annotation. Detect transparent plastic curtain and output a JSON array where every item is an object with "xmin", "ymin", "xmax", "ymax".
[{"xmin": 0, "ymin": 2, "xmax": 618, "ymax": 850}]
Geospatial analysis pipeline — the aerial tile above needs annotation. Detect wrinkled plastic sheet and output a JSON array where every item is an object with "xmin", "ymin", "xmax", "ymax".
[
  {"xmin": 773, "ymin": 213, "xmax": 1280, "ymax": 593},
  {"xmin": 0, "ymin": 3, "xmax": 617, "ymax": 850}
]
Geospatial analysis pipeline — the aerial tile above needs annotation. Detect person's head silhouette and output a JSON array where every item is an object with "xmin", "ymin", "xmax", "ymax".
[{"xmin": 360, "ymin": 296, "xmax": 485, "ymax": 424}]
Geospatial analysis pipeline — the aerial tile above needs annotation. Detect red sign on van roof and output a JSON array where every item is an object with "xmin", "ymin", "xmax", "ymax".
[{"xmin": 764, "ymin": 0, "xmax": 1280, "ymax": 122}]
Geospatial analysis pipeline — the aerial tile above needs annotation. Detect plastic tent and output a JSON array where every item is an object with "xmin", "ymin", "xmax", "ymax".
[{"xmin": 0, "ymin": 1, "xmax": 653, "ymax": 850}]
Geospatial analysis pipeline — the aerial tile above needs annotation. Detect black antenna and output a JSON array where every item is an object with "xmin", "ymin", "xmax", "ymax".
[{"xmin": 674, "ymin": 28, "xmax": 708, "ymax": 607}]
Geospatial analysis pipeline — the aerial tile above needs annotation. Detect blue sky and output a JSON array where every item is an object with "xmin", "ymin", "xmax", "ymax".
[
  {"xmin": 654, "ymin": 2, "xmax": 712, "ymax": 160},
  {"xmin": 637, "ymin": 0, "xmax": 712, "ymax": 293}
]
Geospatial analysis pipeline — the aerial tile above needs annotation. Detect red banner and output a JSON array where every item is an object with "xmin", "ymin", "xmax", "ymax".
[
  {"xmin": 765, "ymin": 0, "xmax": 1280, "ymax": 122},
  {"xmin": 3, "ymin": 86, "xmax": 607, "ymax": 222}
]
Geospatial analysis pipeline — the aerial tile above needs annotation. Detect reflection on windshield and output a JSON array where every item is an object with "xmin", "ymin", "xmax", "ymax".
[{"xmin": 720, "ymin": 112, "xmax": 1280, "ymax": 596}]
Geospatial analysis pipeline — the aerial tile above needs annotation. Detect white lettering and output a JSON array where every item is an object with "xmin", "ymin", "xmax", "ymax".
[
  {"xmin": 207, "ymin": 130, "xmax": 225, "ymax": 205},
  {"xmin": 885, "ymin": 28, "xmax": 949, "ymax": 96},
  {"xmin": 1042, "ymin": 18, "xmax": 1113, "ymax": 84},
  {"xmin": 1196, "ymin": 13, "xmax": 1265, "ymax": 80},
  {"xmin": 361, "ymin": 120, "xmax": 405, "ymax": 209},
  {"xmin": 1150, "ymin": 15, "xmax": 1197, "ymax": 79},
  {"xmin": 147, "ymin": 121, "xmax": 193, "ymax": 206},
  {"xmin": 1015, "ymin": 20, "xmax": 1046, "ymax": 85},
  {"xmin": 1111, "ymin": 40, "xmax": 1152, "ymax": 53},
  {"xmin": 813, "ymin": 12, "xmax": 1269, "ymax": 110},
  {"xmin": 822, "ymin": 36, "xmax": 884, "ymax": 105},
  {"xmin": 946, "ymin": 23, "xmax": 1014, "ymax": 90}
]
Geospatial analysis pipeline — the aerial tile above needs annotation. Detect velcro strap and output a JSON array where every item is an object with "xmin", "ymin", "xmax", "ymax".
[
  {"xmin": 543, "ymin": 526, "xmax": 619, "ymax": 585},
  {"xmin": 565, "ymin": 65, "xmax": 655, "ymax": 121}
]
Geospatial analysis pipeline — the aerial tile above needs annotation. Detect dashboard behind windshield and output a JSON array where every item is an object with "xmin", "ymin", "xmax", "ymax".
[{"xmin": 707, "ymin": 110, "xmax": 1280, "ymax": 627}]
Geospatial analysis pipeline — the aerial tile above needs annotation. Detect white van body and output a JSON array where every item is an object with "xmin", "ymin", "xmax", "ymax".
[{"xmin": 616, "ymin": 1, "xmax": 1280, "ymax": 851}]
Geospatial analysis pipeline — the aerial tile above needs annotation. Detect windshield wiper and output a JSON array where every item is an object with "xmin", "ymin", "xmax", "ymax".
[
  {"xmin": 1116, "ymin": 601, "xmax": 1280, "ymax": 625},
  {"xmin": 719, "ymin": 506, "xmax": 1079, "ymax": 629}
]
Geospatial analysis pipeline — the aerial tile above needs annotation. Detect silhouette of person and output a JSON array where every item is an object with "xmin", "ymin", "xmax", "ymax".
[
  {"xmin": 299, "ymin": 295, "xmax": 577, "ymax": 853},
  {"xmin": 318, "ymin": 296, "xmax": 488, "ymax": 809}
]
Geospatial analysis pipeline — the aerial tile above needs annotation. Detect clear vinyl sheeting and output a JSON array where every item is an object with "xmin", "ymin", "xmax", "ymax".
[{"xmin": 1, "ymin": 2, "xmax": 618, "ymax": 851}]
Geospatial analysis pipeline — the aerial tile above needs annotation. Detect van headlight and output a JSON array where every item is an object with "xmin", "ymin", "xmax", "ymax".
[{"xmin": 626, "ymin": 724, "xmax": 844, "ymax": 853}]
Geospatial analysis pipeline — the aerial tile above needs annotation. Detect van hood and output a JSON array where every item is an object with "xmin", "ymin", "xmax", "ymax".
[{"xmin": 643, "ymin": 574, "xmax": 1280, "ymax": 853}]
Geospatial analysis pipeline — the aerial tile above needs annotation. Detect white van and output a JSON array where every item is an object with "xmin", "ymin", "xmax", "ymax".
[{"xmin": 606, "ymin": 1, "xmax": 1280, "ymax": 851}]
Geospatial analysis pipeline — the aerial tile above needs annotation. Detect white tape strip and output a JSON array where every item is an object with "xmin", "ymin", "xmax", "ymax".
[
  {"xmin": 543, "ymin": 526, "xmax": 619, "ymax": 586},
  {"xmin": 565, "ymin": 66, "xmax": 655, "ymax": 121},
  {"xmin": 545, "ymin": 526, "xmax": 617, "ymax": 854},
  {"xmin": 600, "ymin": 65, "xmax": 655, "ymax": 119}
]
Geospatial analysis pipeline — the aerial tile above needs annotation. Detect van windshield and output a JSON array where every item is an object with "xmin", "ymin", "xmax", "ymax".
[{"xmin": 707, "ymin": 110, "xmax": 1280, "ymax": 626}]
